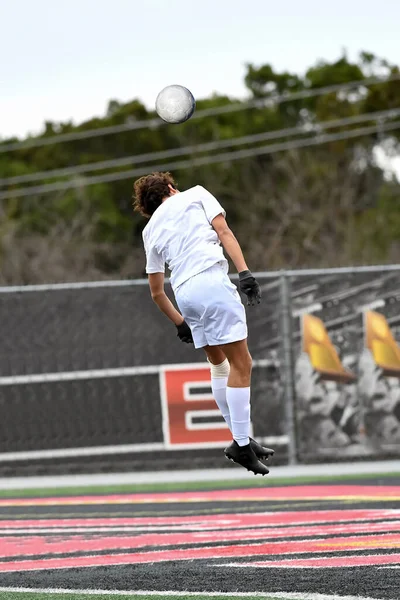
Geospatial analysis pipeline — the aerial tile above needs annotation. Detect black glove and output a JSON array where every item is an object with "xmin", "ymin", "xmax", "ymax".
[
  {"xmin": 239, "ymin": 270, "xmax": 261, "ymax": 306},
  {"xmin": 176, "ymin": 320, "xmax": 193, "ymax": 343}
]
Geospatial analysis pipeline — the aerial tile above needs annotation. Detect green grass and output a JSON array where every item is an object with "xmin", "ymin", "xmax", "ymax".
[{"xmin": 0, "ymin": 470, "xmax": 399, "ymax": 498}]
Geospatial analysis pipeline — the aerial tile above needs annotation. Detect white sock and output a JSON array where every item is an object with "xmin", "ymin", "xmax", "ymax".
[
  {"xmin": 211, "ymin": 377, "xmax": 232, "ymax": 431},
  {"xmin": 226, "ymin": 386, "xmax": 251, "ymax": 446}
]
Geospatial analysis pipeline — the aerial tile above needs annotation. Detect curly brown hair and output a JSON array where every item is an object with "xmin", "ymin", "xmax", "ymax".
[{"xmin": 132, "ymin": 172, "xmax": 177, "ymax": 218}]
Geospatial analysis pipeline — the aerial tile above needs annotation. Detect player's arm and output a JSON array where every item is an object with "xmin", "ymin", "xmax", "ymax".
[
  {"xmin": 211, "ymin": 214, "xmax": 261, "ymax": 305},
  {"xmin": 144, "ymin": 237, "xmax": 193, "ymax": 342},
  {"xmin": 148, "ymin": 273, "xmax": 183, "ymax": 325},
  {"xmin": 211, "ymin": 214, "xmax": 248, "ymax": 273},
  {"xmin": 148, "ymin": 273, "xmax": 193, "ymax": 343}
]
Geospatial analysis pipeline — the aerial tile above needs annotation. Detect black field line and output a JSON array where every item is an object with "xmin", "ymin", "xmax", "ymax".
[{"xmin": 0, "ymin": 500, "xmax": 369, "ymax": 519}]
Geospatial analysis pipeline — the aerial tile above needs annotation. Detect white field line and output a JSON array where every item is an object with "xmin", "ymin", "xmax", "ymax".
[
  {"xmin": 0, "ymin": 526, "xmax": 213, "ymax": 534},
  {"xmin": 0, "ymin": 588, "xmax": 386, "ymax": 600}
]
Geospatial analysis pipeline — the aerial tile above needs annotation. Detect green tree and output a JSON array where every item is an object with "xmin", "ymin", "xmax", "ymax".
[{"xmin": 0, "ymin": 50, "xmax": 400, "ymax": 283}]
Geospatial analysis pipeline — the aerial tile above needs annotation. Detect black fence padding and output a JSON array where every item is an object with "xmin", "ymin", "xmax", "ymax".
[
  {"xmin": 2, "ymin": 270, "xmax": 400, "ymax": 476},
  {"xmin": 0, "ymin": 279, "xmax": 280, "ymax": 375},
  {"xmin": 0, "ymin": 276, "xmax": 285, "ymax": 475},
  {"xmin": 0, "ymin": 375, "xmax": 162, "ymax": 453}
]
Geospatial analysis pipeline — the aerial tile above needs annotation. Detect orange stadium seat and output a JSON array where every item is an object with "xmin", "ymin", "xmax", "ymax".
[
  {"xmin": 365, "ymin": 310, "xmax": 400, "ymax": 377},
  {"xmin": 302, "ymin": 314, "xmax": 356, "ymax": 383}
]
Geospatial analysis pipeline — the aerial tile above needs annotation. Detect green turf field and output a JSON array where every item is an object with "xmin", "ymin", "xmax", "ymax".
[{"xmin": 1, "ymin": 469, "xmax": 399, "ymax": 497}]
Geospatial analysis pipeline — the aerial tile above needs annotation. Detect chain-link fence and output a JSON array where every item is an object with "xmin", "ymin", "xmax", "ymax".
[
  {"xmin": 1, "ymin": 266, "xmax": 400, "ymax": 475},
  {"xmin": 288, "ymin": 266, "xmax": 400, "ymax": 462},
  {"xmin": 0, "ymin": 276, "xmax": 285, "ymax": 475}
]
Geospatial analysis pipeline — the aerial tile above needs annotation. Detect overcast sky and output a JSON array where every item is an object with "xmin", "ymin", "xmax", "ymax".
[{"xmin": 0, "ymin": 0, "xmax": 398, "ymax": 139}]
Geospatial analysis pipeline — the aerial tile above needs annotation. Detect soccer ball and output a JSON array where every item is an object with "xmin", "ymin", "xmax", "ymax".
[{"xmin": 155, "ymin": 85, "xmax": 196, "ymax": 124}]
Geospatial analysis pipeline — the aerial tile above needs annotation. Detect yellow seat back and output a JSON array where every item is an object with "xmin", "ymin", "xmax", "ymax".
[{"xmin": 302, "ymin": 314, "xmax": 356, "ymax": 383}]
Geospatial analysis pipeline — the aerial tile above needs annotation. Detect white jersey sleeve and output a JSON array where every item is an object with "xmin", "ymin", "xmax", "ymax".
[
  {"xmin": 143, "ymin": 234, "xmax": 165, "ymax": 274},
  {"xmin": 198, "ymin": 186, "xmax": 226, "ymax": 223}
]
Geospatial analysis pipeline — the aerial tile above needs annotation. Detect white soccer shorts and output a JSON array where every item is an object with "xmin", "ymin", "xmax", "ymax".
[{"xmin": 174, "ymin": 262, "xmax": 248, "ymax": 349}]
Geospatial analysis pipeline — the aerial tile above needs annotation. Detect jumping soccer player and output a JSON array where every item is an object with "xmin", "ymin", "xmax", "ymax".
[{"xmin": 133, "ymin": 172, "xmax": 274, "ymax": 475}]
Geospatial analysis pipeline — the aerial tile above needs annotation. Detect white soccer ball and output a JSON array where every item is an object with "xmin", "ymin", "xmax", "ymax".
[{"xmin": 155, "ymin": 85, "xmax": 196, "ymax": 124}]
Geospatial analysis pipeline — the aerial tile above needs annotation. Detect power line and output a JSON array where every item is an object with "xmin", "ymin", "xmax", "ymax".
[
  {"xmin": 2, "ymin": 107, "xmax": 400, "ymax": 187},
  {"xmin": 1, "ymin": 72, "xmax": 400, "ymax": 154},
  {"xmin": 0, "ymin": 119, "xmax": 398, "ymax": 201}
]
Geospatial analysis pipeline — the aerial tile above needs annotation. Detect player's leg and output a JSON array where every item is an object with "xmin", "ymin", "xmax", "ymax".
[
  {"xmin": 206, "ymin": 340, "xmax": 268, "ymax": 475},
  {"xmin": 203, "ymin": 345, "xmax": 232, "ymax": 431},
  {"xmin": 204, "ymin": 340, "xmax": 268, "ymax": 475},
  {"xmin": 204, "ymin": 343, "xmax": 273, "ymax": 462},
  {"xmin": 178, "ymin": 264, "xmax": 271, "ymax": 474},
  {"xmin": 220, "ymin": 338, "xmax": 274, "ymax": 466},
  {"xmin": 219, "ymin": 339, "xmax": 252, "ymax": 446}
]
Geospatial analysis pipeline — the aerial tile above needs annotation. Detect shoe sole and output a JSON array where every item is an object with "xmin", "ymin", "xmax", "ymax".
[{"xmin": 224, "ymin": 453, "xmax": 269, "ymax": 476}]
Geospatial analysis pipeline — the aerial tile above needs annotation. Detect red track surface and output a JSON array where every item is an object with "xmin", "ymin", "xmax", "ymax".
[
  {"xmin": 0, "ymin": 508, "xmax": 396, "ymax": 529},
  {"xmin": 0, "ymin": 485, "xmax": 399, "ymax": 575}
]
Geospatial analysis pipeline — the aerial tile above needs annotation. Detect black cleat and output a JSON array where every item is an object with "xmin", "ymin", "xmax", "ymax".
[
  {"xmin": 224, "ymin": 440, "xmax": 270, "ymax": 476},
  {"xmin": 250, "ymin": 437, "xmax": 275, "ymax": 461}
]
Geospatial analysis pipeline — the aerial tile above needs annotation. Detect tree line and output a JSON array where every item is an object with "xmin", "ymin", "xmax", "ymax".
[{"xmin": 1, "ymin": 51, "xmax": 400, "ymax": 284}]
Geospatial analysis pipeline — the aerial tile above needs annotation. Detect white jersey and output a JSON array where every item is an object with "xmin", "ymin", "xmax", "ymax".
[{"xmin": 142, "ymin": 185, "xmax": 227, "ymax": 291}]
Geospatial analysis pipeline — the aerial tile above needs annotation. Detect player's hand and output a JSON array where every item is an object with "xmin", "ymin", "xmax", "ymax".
[
  {"xmin": 239, "ymin": 270, "xmax": 261, "ymax": 306},
  {"xmin": 176, "ymin": 320, "xmax": 193, "ymax": 343}
]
